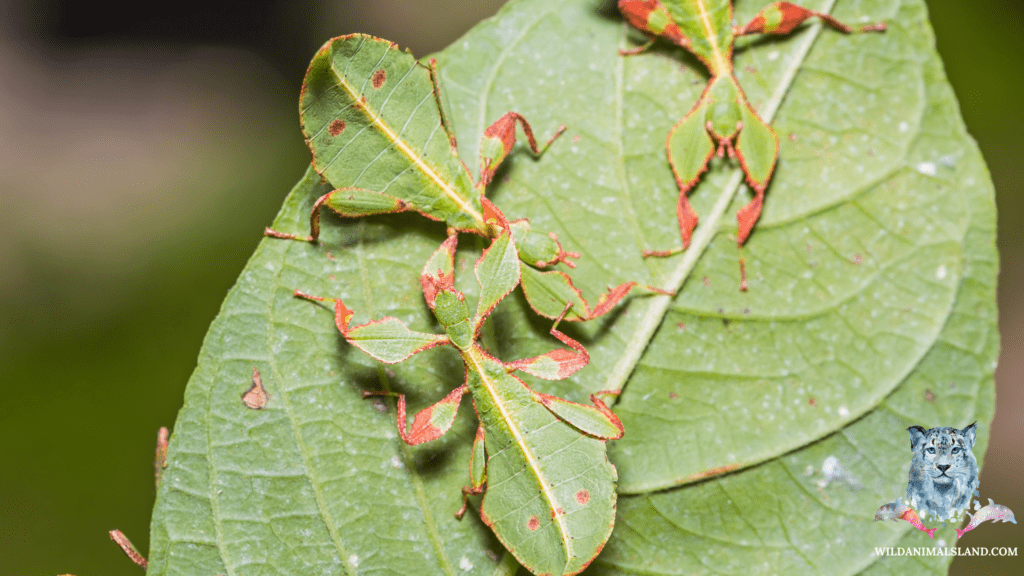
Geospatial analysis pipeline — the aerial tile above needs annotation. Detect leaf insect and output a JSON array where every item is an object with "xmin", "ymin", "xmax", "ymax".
[
  {"xmin": 618, "ymin": 1, "xmax": 885, "ymax": 287},
  {"xmin": 267, "ymin": 33, "xmax": 655, "ymax": 320},
  {"xmin": 294, "ymin": 225, "xmax": 623, "ymax": 576}
]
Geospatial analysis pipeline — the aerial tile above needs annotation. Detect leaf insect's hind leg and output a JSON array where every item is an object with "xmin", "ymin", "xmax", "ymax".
[
  {"xmin": 362, "ymin": 384, "xmax": 468, "ymax": 446},
  {"xmin": 455, "ymin": 424, "xmax": 487, "ymax": 519},
  {"xmin": 506, "ymin": 303, "xmax": 590, "ymax": 379},
  {"xmin": 641, "ymin": 190, "xmax": 698, "ymax": 258},
  {"xmin": 736, "ymin": 2, "xmax": 886, "ymax": 37},
  {"xmin": 265, "ymin": 187, "xmax": 409, "ymax": 243},
  {"xmin": 427, "ymin": 58, "xmax": 458, "ymax": 151},
  {"xmin": 478, "ymin": 112, "xmax": 567, "ymax": 186},
  {"xmin": 533, "ymin": 388, "xmax": 625, "ymax": 440}
]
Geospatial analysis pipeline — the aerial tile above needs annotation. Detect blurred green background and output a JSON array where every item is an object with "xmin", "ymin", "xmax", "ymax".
[{"xmin": 0, "ymin": 1, "xmax": 1019, "ymax": 574}]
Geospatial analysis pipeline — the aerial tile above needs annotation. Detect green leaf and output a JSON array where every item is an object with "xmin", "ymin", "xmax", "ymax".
[{"xmin": 147, "ymin": 0, "xmax": 997, "ymax": 574}]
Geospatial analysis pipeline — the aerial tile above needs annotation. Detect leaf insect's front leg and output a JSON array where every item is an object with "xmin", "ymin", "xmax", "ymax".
[
  {"xmin": 617, "ymin": 0, "xmax": 691, "ymax": 54},
  {"xmin": 455, "ymin": 424, "xmax": 487, "ymax": 519},
  {"xmin": 363, "ymin": 384, "xmax": 469, "ymax": 446},
  {"xmin": 735, "ymin": 2, "xmax": 886, "ymax": 37},
  {"xmin": 477, "ymin": 112, "xmax": 566, "ymax": 188}
]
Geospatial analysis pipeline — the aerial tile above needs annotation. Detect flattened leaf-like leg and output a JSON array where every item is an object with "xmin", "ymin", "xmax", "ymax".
[
  {"xmin": 738, "ymin": 2, "xmax": 886, "ymax": 36},
  {"xmin": 478, "ymin": 112, "xmax": 566, "ymax": 186},
  {"xmin": 645, "ymin": 99, "xmax": 714, "ymax": 257},
  {"xmin": 734, "ymin": 102, "xmax": 779, "ymax": 246},
  {"xmin": 265, "ymin": 187, "xmax": 409, "ymax": 242},
  {"xmin": 293, "ymin": 291, "xmax": 448, "ymax": 363},
  {"xmin": 363, "ymin": 384, "xmax": 469, "ymax": 446},
  {"xmin": 455, "ymin": 424, "xmax": 487, "ymax": 519},
  {"xmin": 519, "ymin": 265, "xmax": 668, "ymax": 322},
  {"xmin": 533, "ymin": 391, "xmax": 625, "ymax": 440},
  {"xmin": 506, "ymin": 304, "xmax": 589, "ymax": 380},
  {"xmin": 617, "ymin": 0, "xmax": 691, "ymax": 49}
]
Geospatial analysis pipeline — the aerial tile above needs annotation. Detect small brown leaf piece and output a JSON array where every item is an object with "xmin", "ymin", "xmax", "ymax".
[
  {"xmin": 109, "ymin": 529, "xmax": 148, "ymax": 569},
  {"xmin": 242, "ymin": 367, "xmax": 270, "ymax": 410}
]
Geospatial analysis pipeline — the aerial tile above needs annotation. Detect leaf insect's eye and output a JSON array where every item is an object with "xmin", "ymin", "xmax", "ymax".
[
  {"xmin": 952, "ymin": 447, "xmax": 960, "ymax": 454},
  {"xmin": 927, "ymin": 447, "xmax": 936, "ymax": 454}
]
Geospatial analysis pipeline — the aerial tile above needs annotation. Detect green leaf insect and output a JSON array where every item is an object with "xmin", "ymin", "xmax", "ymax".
[
  {"xmin": 267, "ymin": 33, "xmax": 650, "ymax": 321},
  {"xmin": 294, "ymin": 228, "xmax": 624, "ymax": 576},
  {"xmin": 618, "ymin": 1, "xmax": 885, "ymax": 275}
]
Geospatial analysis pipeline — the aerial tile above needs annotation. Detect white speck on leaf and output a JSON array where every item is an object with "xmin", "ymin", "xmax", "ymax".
[
  {"xmin": 916, "ymin": 162, "xmax": 937, "ymax": 176},
  {"xmin": 936, "ymin": 265, "xmax": 948, "ymax": 280},
  {"xmin": 349, "ymin": 554, "xmax": 359, "ymax": 567},
  {"xmin": 459, "ymin": 556, "xmax": 474, "ymax": 571}
]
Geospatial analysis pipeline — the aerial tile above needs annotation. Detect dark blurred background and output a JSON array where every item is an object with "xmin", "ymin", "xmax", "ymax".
[{"xmin": 0, "ymin": 1, "xmax": 1019, "ymax": 574}]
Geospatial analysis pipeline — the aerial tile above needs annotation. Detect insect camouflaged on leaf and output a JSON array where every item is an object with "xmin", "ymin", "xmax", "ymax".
[
  {"xmin": 294, "ymin": 227, "xmax": 623, "ymax": 576},
  {"xmin": 618, "ymin": 1, "xmax": 885, "ymax": 288},
  {"xmin": 266, "ymin": 33, "xmax": 656, "ymax": 321}
]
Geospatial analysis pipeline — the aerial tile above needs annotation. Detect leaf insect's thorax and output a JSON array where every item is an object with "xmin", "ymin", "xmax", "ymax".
[{"xmin": 433, "ymin": 289, "xmax": 474, "ymax": 350}]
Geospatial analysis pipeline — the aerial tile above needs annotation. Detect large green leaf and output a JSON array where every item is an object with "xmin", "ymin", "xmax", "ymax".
[{"xmin": 147, "ymin": 0, "xmax": 997, "ymax": 574}]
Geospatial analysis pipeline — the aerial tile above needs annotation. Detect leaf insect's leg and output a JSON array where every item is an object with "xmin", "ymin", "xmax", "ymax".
[
  {"xmin": 293, "ymin": 291, "xmax": 357, "ymax": 336},
  {"xmin": 644, "ymin": 99, "xmax": 714, "ymax": 258},
  {"xmin": 478, "ymin": 112, "xmax": 567, "ymax": 186},
  {"xmin": 532, "ymin": 389, "xmax": 625, "ymax": 440},
  {"xmin": 427, "ymin": 58, "xmax": 458, "ymax": 151},
  {"xmin": 265, "ymin": 187, "xmax": 409, "ymax": 243},
  {"xmin": 294, "ymin": 291, "xmax": 447, "ymax": 363},
  {"xmin": 736, "ymin": 2, "xmax": 886, "ymax": 37},
  {"xmin": 455, "ymin": 424, "xmax": 487, "ymax": 519},
  {"xmin": 363, "ymin": 384, "xmax": 469, "ymax": 446},
  {"xmin": 619, "ymin": 35, "xmax": 656, "ymax": 56},
  {"xmin": 110, "ymin": 529, "xmax": 148, "ymax": 569},
  {"xmin": 506, "ymin": 303, "xmax": 589, "ymax": 379}
]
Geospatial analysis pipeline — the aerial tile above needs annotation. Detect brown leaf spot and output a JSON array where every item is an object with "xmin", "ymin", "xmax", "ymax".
[
  {"xmin": 924, "ymin": 389, "xmax": 935, "ymax": 403},
  {"xmin": 809, "ymin": 397, "xmax": 817, "ymax": 407},
  {"xmin": 527, "ymin": 516, "xmax": 540, "ymax": 531},
  {"xmin": 702, "ymin": 276, "xmax": 711, "ymax": 288},
  {"xmin": 852, "ymin": 254, "xmax": 863, "ymax": 265},
  {"xmin": 575, "ymin": 489, "xmax": 590, "ymax": 505},
  {"xmin": 745, "ymin": 65, "xmax": 756, "ymax": 74},
  {"xmin": 242, "ymin": 368, "xmax": 270, "ymax": 409},
  {"xmin": 572, "ymin": 134, "xmax": 581, "ymax": 143},
  {"xmin": 328, "ymin": 119, "xmax": 347, "ymax": 136},
  {"xmin": 788, "ymin": 132, "xmax": 798, "ymax": 142},
  {"xmin": 372, "ymin": 68, "xmax": 387, "ymax": 89},
  {"xmin": 668, "ymin": 392, "xmax": 679, "ymax": 400}
]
